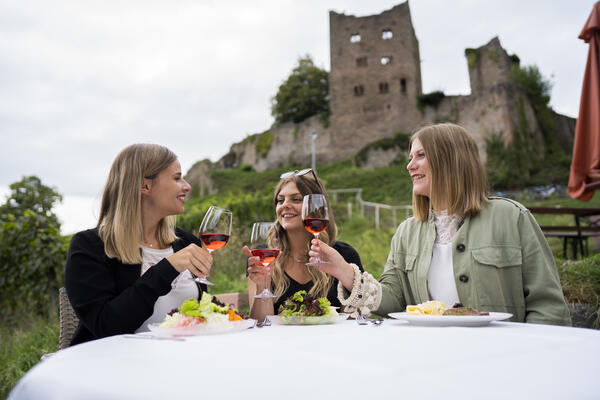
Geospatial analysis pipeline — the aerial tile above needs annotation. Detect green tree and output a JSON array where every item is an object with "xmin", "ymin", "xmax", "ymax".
[
  {"xmin": 271, "ymin": 55, "xmax": 330, "ymax": 124},
  {"xmin": 0, "ymin": 176, "xmax": 68, "ymax": 317}
]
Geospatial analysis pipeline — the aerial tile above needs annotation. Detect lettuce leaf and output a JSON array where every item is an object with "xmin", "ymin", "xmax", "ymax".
[
  {"xmin": 279, "ymin": 290, "xmax": 332, "ymax": 317},
  {"xmin": 178, "ymin": 298, "xmax": 204, "ymax": 317}
]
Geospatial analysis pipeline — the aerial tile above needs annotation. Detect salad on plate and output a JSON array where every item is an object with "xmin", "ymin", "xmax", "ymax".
[
  {"xmin": 272, "ymin": 290, "xmax": 345, "ymax": 325},
  {"xmin": 148, "ymin": 293, "xmax": 253, "ymax": 336}
]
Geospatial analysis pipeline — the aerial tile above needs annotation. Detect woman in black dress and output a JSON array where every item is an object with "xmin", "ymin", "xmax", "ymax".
[{"xmin": 244, "ymin": 169, "xmax": 362, "ymax": 322}]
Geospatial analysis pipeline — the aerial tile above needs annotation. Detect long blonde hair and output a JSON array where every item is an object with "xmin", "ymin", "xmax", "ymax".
[
  {"xmin": 410, "ymin": 123, "xmax": 489, "ymax": 221},
  {"xmin": 269, "ymin": 172, "xmax": 337, "ymax": 301},
  {"xmin": 98, "ymin": 143, "xmax": 179, "ymax": 264}
]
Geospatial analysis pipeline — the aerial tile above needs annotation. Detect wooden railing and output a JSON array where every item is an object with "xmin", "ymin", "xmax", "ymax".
[{"xmin": 329, "ymin": 188, "xmax": 412, "ymax": 229}]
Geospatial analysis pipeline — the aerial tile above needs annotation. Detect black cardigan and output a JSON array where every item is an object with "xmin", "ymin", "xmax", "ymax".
[{"xmin": 64, "ymin": 227, "xmax": 205, "ymax": 345}]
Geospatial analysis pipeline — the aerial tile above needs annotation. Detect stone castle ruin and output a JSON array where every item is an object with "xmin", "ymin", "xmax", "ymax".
[{"xmin": 185, "ymin": 2, "xmax": 574, "ymax": 189}]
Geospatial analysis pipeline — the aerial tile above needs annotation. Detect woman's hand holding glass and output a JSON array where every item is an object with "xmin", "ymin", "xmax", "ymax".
[
  {"xmin": 243, "ymin": 245, "xmax": 271, "ymax": 286},
  {"xmin": 167, "ymin": 244, "xmax": 212, "ymax": 276},
  {"xmin": 309, "ymin": 239, "xmax": 356, "ymax": 291},
  {"xmin": 195, "ymin": 206, "xmax": 233, "ymax": 286},
  {"xmin": 302, "ymin": 194, "xmax": 330, "ymax": 265}
]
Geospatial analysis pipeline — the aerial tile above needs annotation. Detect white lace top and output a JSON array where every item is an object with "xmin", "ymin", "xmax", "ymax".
[
  {"xmin": 433, "ymin": 210, "xmax": 460, "ymax": 244},
  {"xmin": 427, "ymin": 210, "xmax": 461, "ymax": 306}
]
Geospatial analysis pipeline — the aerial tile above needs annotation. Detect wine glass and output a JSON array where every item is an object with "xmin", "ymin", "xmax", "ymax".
[
  {"xmin": 250, "ymin": 222, "xmax": 279, "ymax": 299},
  {"xmin": 301, "ymin": 194, "xmax": 329, "ymax": 265},
  {"xmin": 195, "ymin": 206, "xmax": 233, "ymax": 286}
]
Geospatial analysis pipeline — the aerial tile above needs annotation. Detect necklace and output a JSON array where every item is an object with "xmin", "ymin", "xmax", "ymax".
[{"xmin": 292, "ymin": 254, "xmax": 308, "ymax": 263}]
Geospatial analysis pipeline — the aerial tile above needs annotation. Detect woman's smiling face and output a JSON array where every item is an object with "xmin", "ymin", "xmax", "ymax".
[
  {"xmin": 143, "ymin": 160, "xmax": 191, "ymax": 218},
  {"xmin": 275, "ymin": 182, "xmax": 304, "ymax": 232},
  {"xmin": 407, "ymin": 138, "xmax": 431, "ymax": 198}
]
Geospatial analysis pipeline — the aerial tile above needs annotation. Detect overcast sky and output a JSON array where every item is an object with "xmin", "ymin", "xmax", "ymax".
[{"xmin": 0, "ymin": 0, "xmax": 596, "ymax": 233}]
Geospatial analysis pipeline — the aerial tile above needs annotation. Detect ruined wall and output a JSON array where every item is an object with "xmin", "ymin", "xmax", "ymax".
[
  {"xmin": 466, "ymin": 37, "xmax": 516, "ymax": 95},
  {"xmin": 216, "ymin": 115, "xmax": 330, "ymax": 172},
  {"xmin": 418, "ymin": 85, "xmax": 543, "ymax": 163},
  {"xmin": 184, "ymin": 159, "xmax": 216, "ymax": 197}
]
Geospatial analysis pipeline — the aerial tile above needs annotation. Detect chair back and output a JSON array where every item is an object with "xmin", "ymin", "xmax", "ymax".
[{"xmin": 59, "ymin": 287, "xmax": 79, "ymax": 350}]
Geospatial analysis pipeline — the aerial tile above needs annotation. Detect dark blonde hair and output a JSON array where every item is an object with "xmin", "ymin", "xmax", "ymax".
[
  {"xmin": 410, "ymin": 123, "xmax": 488, "ymax": 221},
  {"xmin": 98, "ymin": 143, "xmax": 179, "ymax": 263},
  {"xmin": 269, "ymin": 171, "xmax": 337, "ymax": 301}
]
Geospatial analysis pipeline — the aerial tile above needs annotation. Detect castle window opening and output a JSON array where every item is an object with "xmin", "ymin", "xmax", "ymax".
[
  {"xmin": 379, "ymin": 82, "xmax": 389, "ymax": 94},
  {"xmin": 380, "ymin": 56, "xmax": 392, "ymax": 65},
  {"xmin": 356, "ymin": 57, "xmax": 368, "ymax": 67},
  {"xmin": 400, "ymin": 78, "xmax": 407, "ymax": 94},
  {"xmin": 350, "ymin": 33, "xmax": 361, "ymax": 43},
  {"xmin": 354, "ymin": 85, "xmax": 364, "ymax": 96},
  {"xmin": 382, "ymin": 29, "xmax": 393, "ymax": 40}
]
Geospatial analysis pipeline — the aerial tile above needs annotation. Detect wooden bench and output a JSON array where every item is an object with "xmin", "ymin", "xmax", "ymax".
[{"xmin": 528, "ymin": 207, "xmax": 600, "ymax": 259}]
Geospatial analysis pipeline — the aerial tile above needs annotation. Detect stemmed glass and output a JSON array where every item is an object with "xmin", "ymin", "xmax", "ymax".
[
  {"xmin": 250, "ymin": 222, "xmax": 279, "ymax": 299},
  {"xmin": 301, "ymin": 194, "xmax": 330, "ymax": 265},
  {"xmin": 195, "ymin": 206, "xmax": 233, "ymax": 286}
]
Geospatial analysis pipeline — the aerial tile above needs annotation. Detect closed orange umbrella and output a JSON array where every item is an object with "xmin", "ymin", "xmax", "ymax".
[{"xmin": 568, "ymin": 1, "xmax": 600, "ymax": 201}]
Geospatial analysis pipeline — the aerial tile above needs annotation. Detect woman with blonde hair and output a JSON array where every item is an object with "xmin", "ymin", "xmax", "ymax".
[
  {"xmin": 244, "ymin": 169, "xmax": 363, "ymax": 322},
  {"xmin": 310, "ymin": 123, "xmax": 571, "ymax": 326},
  {"xmin": 65, "ymin": 143, "xmax": 213, "ymax": 345}
]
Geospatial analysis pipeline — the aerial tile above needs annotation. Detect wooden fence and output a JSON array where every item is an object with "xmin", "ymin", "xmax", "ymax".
[{"xmin": 329, "ymin": 188, "xmax": 412, "ymax": 229}]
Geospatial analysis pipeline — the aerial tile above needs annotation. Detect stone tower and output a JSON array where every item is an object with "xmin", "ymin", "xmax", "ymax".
[{"xmin": 328, "ymin": 1, "xmax": 423, "ymax": 158}]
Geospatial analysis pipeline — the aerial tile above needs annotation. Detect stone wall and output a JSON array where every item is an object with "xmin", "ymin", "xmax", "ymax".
[
  {"xmin": 215, "ymin": 115, "xmax": 331, "ymax": 172},
  {"xmin": 184, "ymin": 159, "xmax": 216, "ymax": 197},
  {"xmin": 466, "ymin": 37, "xmax": 516, "ymax": 95}
]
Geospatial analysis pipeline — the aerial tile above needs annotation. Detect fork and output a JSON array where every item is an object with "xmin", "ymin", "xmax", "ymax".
[
  {"xmin": 355, "ymin": 314, "xmax": 368, "ymax": 326},
  {"xmin": 369, "ymin": 319, "xmax": 384, "ymax": 327},
  {"xmin": 256, "ymin": 317, "xmax": 271, "ymax": 328},
  {"xmin": 356, "ymin": 314, "xmax": 384, "ymax": 327}
]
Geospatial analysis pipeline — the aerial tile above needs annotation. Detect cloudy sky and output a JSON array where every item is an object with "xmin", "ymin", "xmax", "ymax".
[{"xmin": 0, "ymin": 0, "xmax": 596, "ymax": 233}]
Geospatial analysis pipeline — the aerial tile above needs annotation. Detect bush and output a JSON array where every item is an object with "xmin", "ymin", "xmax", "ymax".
[
  {"xmin": 354, "ymin": 131, "xmax": 410, "ymax": 166},
  {"xmin": 487, "ymin": 62, "xmax": 571, "ymax": 190},
  {"xmin": 0, "ymin": 177, "xmax": 68, "ymax": 318},
  {"xmin": 271, "ymin": 55, "xmax": 330, "ymax": 124},
  {"xmin": 255, "ymin": 130, "xmax": 274, "ymax": 158},
  {"xmin": 416, "ymin": 91, "xmax": 445, "ymax": 113}
]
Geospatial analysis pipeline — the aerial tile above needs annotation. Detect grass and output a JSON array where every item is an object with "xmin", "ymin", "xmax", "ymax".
[{"xmin": 0, "ymin": 314, "xmax": 59, "ymax": 399}]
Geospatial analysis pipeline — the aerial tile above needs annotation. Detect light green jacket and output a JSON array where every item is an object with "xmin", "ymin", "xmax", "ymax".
[{"xmin": 376, "ymin": 197, "xmax": 571, "ymax": 326}]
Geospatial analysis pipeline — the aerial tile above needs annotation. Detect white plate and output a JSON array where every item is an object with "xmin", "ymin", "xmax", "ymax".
[
  {"xmin": 148, "ymin": 319, "xmax": 256, "ymax": 337},
  {"xmin": 388, "ymin": 312, "xmax": 512, "ymax": 327},
  {"xmin": 269, "ymin": 313, "xmax": 349, "ymax": 325}
]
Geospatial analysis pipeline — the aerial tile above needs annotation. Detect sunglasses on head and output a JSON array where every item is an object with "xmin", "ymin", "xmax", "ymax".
[
  {"xmin": 280, "ymin": 168, "xmax": 324, "ymax": 191},
  {"xmin": 280, "ymin": 168, "xmax": 317, "ymax": 179}
]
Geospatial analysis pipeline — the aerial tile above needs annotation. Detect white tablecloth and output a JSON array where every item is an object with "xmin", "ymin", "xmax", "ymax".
[{"xmin": 8, "ymin": 320, "xmax": 600, "ymax": 400}]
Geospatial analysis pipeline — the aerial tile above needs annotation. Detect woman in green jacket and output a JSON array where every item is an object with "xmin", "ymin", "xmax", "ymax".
[{"xmin": 309, "ymin": 123, "xmax": 571, "ymax": 326}]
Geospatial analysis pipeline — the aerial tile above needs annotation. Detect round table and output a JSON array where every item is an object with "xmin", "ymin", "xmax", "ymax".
[{"xmin": 8, "ymin": 319, "xmax": 600, "ymax": 399}]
